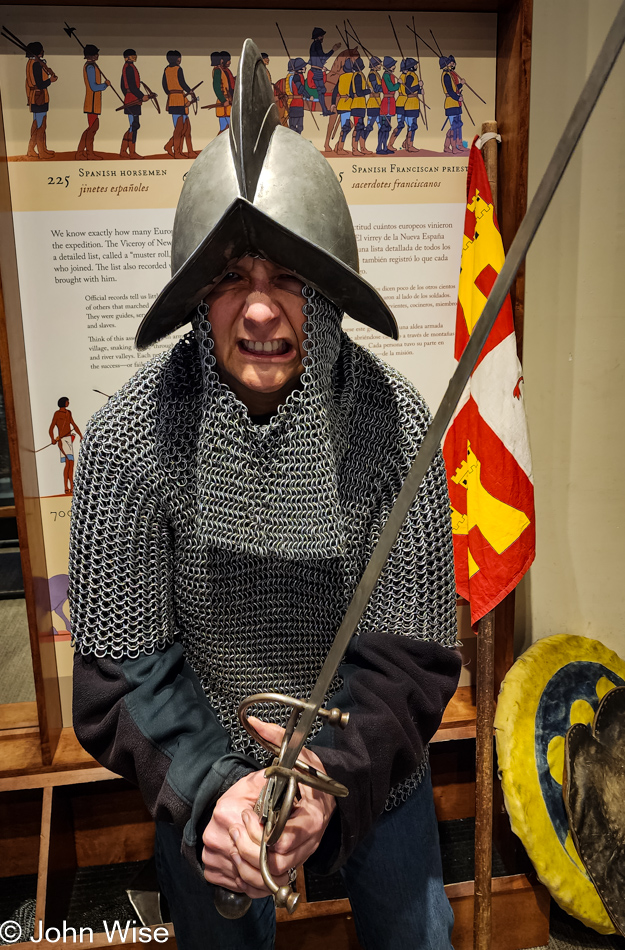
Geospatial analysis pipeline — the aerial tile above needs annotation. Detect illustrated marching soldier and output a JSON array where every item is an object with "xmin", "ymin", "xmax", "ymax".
[
  {"xmin": 163, "ymin": 50, "xmax": 197, "ymax": 159},
  {"xmin": 440, "ymin": 54, "xmax": 466, "ymax": 154},
  {"xmin": 332, "ymin": 57, "xmax": 354, "ymax": 155},
  {"xmin": 308, "ymin": 27, "xmax": 341, "ymax": 117},
  {"xmin": 286, "ymin": 58, "xmax": 311, "ymax": 135},
  {"xmin": 120, "ymin": 48, "xmax": 148, "ymax": 159},
  {"xmin": 378, "ymin": 56, "xmax": 400, "ymax": 155},
  {"xmin": 362, "ymin": 55, "xmax": 382, "ymax": 152},
  {"xmin": 400, "ymin": 58, "xmax": 422, "ymax": 153},
  {"xmin": 388, "ymin": 59, "xmax": 407, "ymax": 153},
  {"xmin": 1, "ymin": 28, "xmax": 58, "ymax": 160},
  {"xmin": 49, "ymin": 397, "xmax": 82, "ymax": 495},
  {"xmin": 350, "ymin": 57, "xmax": 371, "ymax": 156},
  {"xmin": 77, "ymin": 44, "xmax": 111, "ymax": 160},
  {"xmin": 212, "ymin": 50, "xmax": 235, "ymax": 135},
  {"xmin": 25, "ymin": 41, "xmax": 57, "ymax": 159}
]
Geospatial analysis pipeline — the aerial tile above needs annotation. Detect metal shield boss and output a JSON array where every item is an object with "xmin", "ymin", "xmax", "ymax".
[{"xmin": 136, "ymin": 38, "xmax": 398, "ymax": 349}]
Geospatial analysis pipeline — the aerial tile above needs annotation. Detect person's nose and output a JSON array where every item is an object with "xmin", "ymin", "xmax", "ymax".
[{"xmin": 243, "ymin": 291, "xmax": 280, "ymax": 335}]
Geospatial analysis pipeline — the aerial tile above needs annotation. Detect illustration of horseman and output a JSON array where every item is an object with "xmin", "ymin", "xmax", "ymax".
[
  {"xmin": 77, "ymin": 44, "xmax": 111, "ymax": 160},
  {"xmin": 212, "ymin": 50, "xmax": 235, "ymax": 135},
  {"xmin": 25, "ymin": 40, "xmax": 57, "ymax": 159},
  {"xmin": 308, "ymin": 27, "xmax": 341, "ymax": 117},
  {"xmin": 120, "ymin": 48, "xmax": 148, "ymax": 159},
  {"xmin": 378, "ymin": 55, "xmax": 400, "ymax": 155},
  {"xmin": 440, "ymin": 54, "xmax": 466, "ymax": 154}
]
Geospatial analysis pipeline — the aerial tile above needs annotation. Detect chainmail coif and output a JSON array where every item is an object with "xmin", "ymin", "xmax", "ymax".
[{"xmin": 69, "ymin": 289, "xmax": 457, "ymax": 808}]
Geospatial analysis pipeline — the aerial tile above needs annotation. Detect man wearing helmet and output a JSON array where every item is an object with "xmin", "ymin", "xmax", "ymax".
[{"xmin": 70, "ymin": 41, "xmax": 459, "ymax": 950}]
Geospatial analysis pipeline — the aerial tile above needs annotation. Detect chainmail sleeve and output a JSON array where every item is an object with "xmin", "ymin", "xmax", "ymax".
[
  {"xmin": 69, "ymin": 359, "xmax": 176, "ymax": 659},
  {"xmin": 69, "ymin": 355, "xmax": 262, "ymax": 874}
]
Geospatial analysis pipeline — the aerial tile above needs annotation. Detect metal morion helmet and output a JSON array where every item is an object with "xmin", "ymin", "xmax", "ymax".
[{"xmin": 135, "ymin": 38, "xmax": 398, "ymax": 349}]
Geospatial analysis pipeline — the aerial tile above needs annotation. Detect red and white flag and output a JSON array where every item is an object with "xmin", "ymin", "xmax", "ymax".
[{"xmin": 443, "ymin": 140, "xmax": 535, "ymax": 625}]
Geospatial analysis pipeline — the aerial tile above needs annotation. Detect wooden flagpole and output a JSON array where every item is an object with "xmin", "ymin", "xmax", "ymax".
[{"xmin": 473, "ymin": 120, "xmax": 499, "ymax": 950}]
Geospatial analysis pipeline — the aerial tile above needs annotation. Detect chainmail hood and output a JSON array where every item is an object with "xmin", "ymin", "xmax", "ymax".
[{"xmin": 70, "ymin": 290, "xmax": 457, "ymax": 807}]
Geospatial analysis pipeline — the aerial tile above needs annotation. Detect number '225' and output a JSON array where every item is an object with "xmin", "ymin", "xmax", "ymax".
[{"xmin": 48, "ymin": 176, "xmax": 69, "ymax": 188}]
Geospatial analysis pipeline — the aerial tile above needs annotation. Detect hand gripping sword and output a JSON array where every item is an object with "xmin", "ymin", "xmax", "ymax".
[{"xmin": 213, "ymin": 1, "xmax": 625, "ymax": 919}]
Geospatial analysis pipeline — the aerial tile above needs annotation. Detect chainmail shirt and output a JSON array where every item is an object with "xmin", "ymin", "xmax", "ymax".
[{"xmin": 69, "ymin": 290, "xmax": 458, "ymax": 809}]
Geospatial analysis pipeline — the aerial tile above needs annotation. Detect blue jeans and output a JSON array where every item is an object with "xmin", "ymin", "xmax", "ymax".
[{"xmin": 154, "ymin": 768, "xmax": 453, "ymax": 950}]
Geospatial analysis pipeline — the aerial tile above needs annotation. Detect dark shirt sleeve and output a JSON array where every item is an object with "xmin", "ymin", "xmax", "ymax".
[
  {"xmin": 178, "ymin": 67, "xmax": 191, "ymax": 95},
  {"xmin": 33, "ymin": 61, "xmax": 51, "ymax": 91},
  {"xmin": 354, "ymin": 73, "xmax": 366, "ymax": 96},
  {"xmin": 294, "ymin": 73, "xmax": 310, "ymax": 99},
  {"xmin": 309, "ymin": 632, "xmax": 461, "ymax": 872},
  {"xmin": 369, "ymin": 72, "xmax": 382, "ymax": 95},
  {"xmin": 73, "ymin": 645, "xmax": 260, "ymax": 875}
]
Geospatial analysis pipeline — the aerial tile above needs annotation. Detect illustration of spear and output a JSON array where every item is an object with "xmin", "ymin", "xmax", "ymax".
[
  {"xmin": 63, "ymin": 22, "xmax": 125, "ymax": 106},
  {"xmin": 388, "ymin": 14, "xmax": 405, "ymax": 62},
  {"xmin": 275, "ymin": 21, "xmax": 319, "ymax": 130},
  {"xmin": 412, "ymin": 16, "xmax": 429, "ymax": 130},
  {"xmin": 335, "ymin": 24, "xmax": 348, "ymax": 48}
]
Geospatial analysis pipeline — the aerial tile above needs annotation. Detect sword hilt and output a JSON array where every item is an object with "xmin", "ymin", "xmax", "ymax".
[{"xmin": 214, "ymin": 690, "xmax": 348, "ymax": 919}]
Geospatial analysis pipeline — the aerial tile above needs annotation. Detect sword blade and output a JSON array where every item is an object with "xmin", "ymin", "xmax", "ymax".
[{"xmin": 278, "ymin": 0, "xmax": 625, "ymax": 777}]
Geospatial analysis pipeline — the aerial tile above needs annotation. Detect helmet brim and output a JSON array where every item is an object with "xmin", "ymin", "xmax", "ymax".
[{"xmin": 135, "ymin": 198, "xmax": 398, "ymax": 349}]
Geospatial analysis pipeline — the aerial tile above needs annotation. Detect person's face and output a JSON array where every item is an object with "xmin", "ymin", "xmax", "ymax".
[
  {"xmin": 204, "ymin": 257, "xmax": 307, "ymax": 413},
  {"xmin": 127, "ymin": 54, "xmax": 137, "ymax": 63}
]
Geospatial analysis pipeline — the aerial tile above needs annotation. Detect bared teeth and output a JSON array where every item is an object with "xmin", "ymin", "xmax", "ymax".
[{"xmin": 240, "ymin": 339, "xmax": 288, "ymax": 354}]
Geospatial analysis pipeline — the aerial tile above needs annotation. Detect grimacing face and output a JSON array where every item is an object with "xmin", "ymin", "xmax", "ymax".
[{"xmin": 204, "ymin": 256, "xmax": 307, "ymax": 415}]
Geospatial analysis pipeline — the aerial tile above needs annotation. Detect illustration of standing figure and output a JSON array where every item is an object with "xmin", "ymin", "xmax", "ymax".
[
  {"xmin": 120, "ymin": 48, "xmax": 147, "ymax": 159},
  {"xmin": 350, "ymin": 58, "xmax": 372, "ymax": 155},
  {"xmin": 163, "ymin": 50, "xmax": 197, "ymax": 158},
  {"xmin": 212, "ymin": 50, "xmax": 235, "ymax": 135},
  {"xmin": 362, "ymin": 55, "xmax": 382, "ymax": 151},
  {"xmin": 378, "ymin": 56, "xmax": 400, "ymax": 155},
  {"xmin": 440, "ymin": 54, "xmax": 466, "ymax": 154},
  {"xmin": 308, "ymin": 27, "xmax": 340, "ymax": 117},
  {"xmin": 401, "ymin": 58, "xmax": 422, "ymax": 153},
  {"xmin": 25, "ymin": 41, "xmax": 57, "ymax": 159},
  {"xmin": 1, "ymin": 28, "xmax": 58, "ymax": 159},
  {"xmin": 332, "ymin": 57, "xmax": 354, "ymax": 154},
  {"xmin": 287, "ymin": 58, "xmax": 311, "ymax": 135},
  {"xmin": 76, "ymin": 44, "xmax": 111, "ymax": 161},
  {"xmin": 49, "ymin": 397, "xmax": 82, "ymax": 495},
  {"xmin": 387, "ymin": 59, "xmax": 407, "ymax": 153}
]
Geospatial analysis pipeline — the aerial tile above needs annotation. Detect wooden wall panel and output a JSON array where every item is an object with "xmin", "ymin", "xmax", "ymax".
[{"xmin": 0, "ymin": 87, "xmax": 61, "ymax": 764}]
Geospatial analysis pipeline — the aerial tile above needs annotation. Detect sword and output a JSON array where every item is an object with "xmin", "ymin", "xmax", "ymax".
[{"xmin": 214, "ymin": 0, "xmax": 625, "ymax": 918}]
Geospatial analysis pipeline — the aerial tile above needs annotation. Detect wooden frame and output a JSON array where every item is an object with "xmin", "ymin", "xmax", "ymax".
[{"xmin": 0, "ymin": 1, "xmax": 541, "ymax": 947}]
